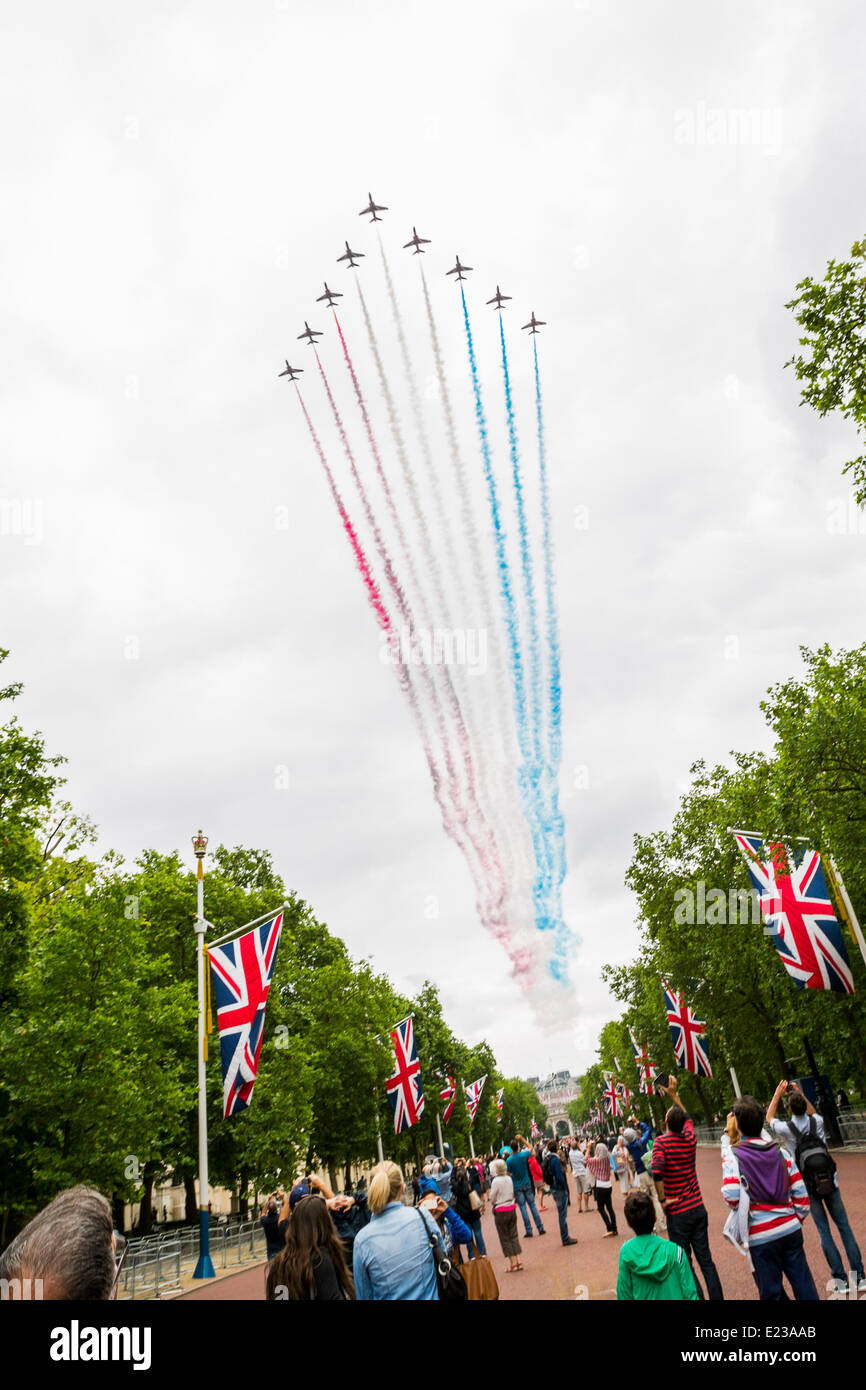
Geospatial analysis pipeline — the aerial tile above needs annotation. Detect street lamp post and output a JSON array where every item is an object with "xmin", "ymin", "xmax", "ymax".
[{"xmin": 192, "ymin": 830, "xmax": 215, "ymax": 1279}]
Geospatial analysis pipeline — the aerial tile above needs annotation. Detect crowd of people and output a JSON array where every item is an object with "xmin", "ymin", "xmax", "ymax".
[{"xmin": 1, "ymin": 1075, "xmax": 863, "ymax": 1301}]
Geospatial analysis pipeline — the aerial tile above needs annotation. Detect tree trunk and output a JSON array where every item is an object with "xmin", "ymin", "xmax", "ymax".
[
  {"xmin": 239, "ymin": 1166, "xmax": 249, "ymax": 1219},
  {"xmin": 344, "ymin": 1157, "xmax": 353, "ymax": 1192},
  {"xmin": 111, "ymin": 1194, "xmax": 126, "ymax": 1235},
  {"xmin": 183, "ymin": 1172, "xmax": 197, "ymax": 1224},
  {"xmin": 138, "ymin": 1173, "xmax": 153, "ymax": 1236}
]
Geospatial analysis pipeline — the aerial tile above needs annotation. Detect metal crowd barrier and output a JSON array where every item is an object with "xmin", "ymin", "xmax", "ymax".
[{"xmin": 120, "ymin": 1218, "xmax": 267, "ymax": 1299}]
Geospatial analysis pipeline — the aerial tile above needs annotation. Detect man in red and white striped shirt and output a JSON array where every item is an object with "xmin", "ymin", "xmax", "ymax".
[
  {"xmin": 651, "ymin": 1077, "xmax": 724, "ymax": 1300},
  {"xmin": 721, "ymin": 1095, "xmax": 818, "ymax": 1301}
]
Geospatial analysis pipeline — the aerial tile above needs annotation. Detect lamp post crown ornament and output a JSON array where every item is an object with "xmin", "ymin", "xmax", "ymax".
[{"xmin": 192, "ymin": 830, "xmax": 208, "ymax": 881}]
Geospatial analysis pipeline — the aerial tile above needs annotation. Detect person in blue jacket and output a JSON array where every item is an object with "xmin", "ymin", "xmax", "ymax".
[{"xmin": 419, "ymin": 1193, "xmax": 474, "ymax": 1259}]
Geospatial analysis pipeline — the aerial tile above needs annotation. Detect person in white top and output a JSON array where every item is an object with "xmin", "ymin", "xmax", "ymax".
[
  {"xmin": 568, "ymin": 1139, "xmax": 592, "ymax": 1212},
  {"xmin": 766, "ymin": 1079, "xmax": 865, "ymax": 1294}
]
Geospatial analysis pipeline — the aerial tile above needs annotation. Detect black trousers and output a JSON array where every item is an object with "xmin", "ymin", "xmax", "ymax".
[
  {"xmin": 666, "ymin": 1203, "xmax": 724, "ymax": 1300},
  {"xmin": 594, "ymin": 1185, "xmax": 617, "ymax": 1233}
]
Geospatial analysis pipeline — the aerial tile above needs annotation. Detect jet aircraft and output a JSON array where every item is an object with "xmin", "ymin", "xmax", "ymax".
[
  {"xmin": 403, "ymin": 227, "xmax": 431, "ymax": 255},
  {"xmin": 337, "ymin": 241, "xmax": 365, "ymax": 268},
  {"xmin": 297, "ymin": 322, "xmax": 323, "ymax": 346},
  {"xmin": 486, "ymin": 285, "xmax": 511, "ymax": 311},
  {"xmin": 359, "ymin": 192, "xmax": 388, "ymax": 222},
  {"xmin": 446, "ymin": 256, "xmax": 472, "ymax": 281},
  {"xmin": 521, "ymin": 312, "xmax": 546, "ymax": 335},
  {"xmin": 317, "ymin": 282, "xmax": 342, "ymax": 307},
  {"xmin": 278, "ymin": 361, "xmax": 303, "ymax": 381}
]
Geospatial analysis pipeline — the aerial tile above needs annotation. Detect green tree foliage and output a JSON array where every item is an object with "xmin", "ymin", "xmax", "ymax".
[
  {"xmin": 0, "ymin": 656, "xmax": 525, "ymax": 1237},
  {"xmin": 786, "ymin": 236, "xmax": 866, "ymax": 503},
  {"xmin": 586, "ymin": 643, "xmax": 866, "ymax": 1125}
]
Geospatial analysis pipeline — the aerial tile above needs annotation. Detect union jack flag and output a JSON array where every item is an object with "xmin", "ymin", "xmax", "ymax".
[
  {"xmin": 440, "ymin": 1073, "xmax": 456, "ymax": 1126},
  {"xmin": 629, "ymin": 1026, "xmax": 658, "ymax": 1094},
  {"xmin": 616, "ymin": 1081, "xmax": 632, "ymax": 1108},
  {"xmin": 208, "ymin": 910, "xmax": 284, "ymax": 1119},
  {"xmin": 603, "ymin": 1077, "xmax": 621, "ymax": 1117},
  {"xmin": 386, "ymin": 1017, "xmax": 425, "ymax": 1133},
  {"xmin": 733, "ymin": 833, "xmax": 855, "ymax": 994},
  {"xmin": 465, "ymin": 1074, "xmax": 487, "ymax": 1126},
  {"xmin": 663, "ymin": 981, "xmax": 712, "ymax": 1078},
  {"xmin": 495, "ymin": 1086, "xmax": 504, "ymax": 1123}
]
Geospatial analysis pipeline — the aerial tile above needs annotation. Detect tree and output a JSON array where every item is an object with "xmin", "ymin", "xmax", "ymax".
[{"xmin": 786, "ymin": 236, "xmax": 866, "ymax": 503}]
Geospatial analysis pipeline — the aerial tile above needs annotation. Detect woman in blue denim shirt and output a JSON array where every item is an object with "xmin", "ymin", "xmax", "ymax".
[{"xmin": 353, "ymin": 1162, "xmax": 441, "ymax": 1300}]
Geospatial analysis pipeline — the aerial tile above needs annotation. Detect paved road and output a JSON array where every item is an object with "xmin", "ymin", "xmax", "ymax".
[{"xmin": 179, "ymin": 1150, "xmax": 866, "ymax": 1301}]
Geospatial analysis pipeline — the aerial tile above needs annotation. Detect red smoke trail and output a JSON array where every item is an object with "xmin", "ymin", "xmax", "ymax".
[{"xmin": 296, "ymin": 388, "xmax": 390, "ymax": 632}]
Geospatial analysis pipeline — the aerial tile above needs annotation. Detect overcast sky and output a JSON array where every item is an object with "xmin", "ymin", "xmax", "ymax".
[{"xmin": 3, "ymin": 1, "xmax": 865, "ymax": 1083}]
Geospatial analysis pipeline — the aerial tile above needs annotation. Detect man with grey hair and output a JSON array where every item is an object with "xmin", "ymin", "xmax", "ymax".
[{"xmin": 0, "ymin": 1185, "xmax": 118, "ymax": 1300}]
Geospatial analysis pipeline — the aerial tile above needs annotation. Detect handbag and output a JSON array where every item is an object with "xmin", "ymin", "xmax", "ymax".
[
  {"xmin": 416, "ymin": 1209, "xmax": 467, "ymax": 1301},
  {"xmin": 459, "ymin": 1240, "xmax": 500, "ymax": 1301},
  {"xmin": 469, "ymin": 1189, "xmax": 482, "ymax": 1211}
]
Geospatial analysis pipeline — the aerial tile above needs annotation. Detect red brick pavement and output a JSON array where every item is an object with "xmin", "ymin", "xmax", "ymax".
[{"xmin": 179, "ymin": 1150, "xmax": 866, "ymax": 1302}]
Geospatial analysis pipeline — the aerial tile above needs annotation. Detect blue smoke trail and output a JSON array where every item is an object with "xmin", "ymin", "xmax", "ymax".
[
  {"xmin": 499, "ymin": 316, "xmax": 547, "ymax": 851},
  {"xmin": 534, "ymin": 339, "xmax": 562, "ymax": 772},
  {"xmin": 499, "ymin": 315, "xmax": 568, "ymax": 977},
  {"xmin": 461, "ymin": 288, "xmax": 564, "ymax": 972},
  {"xmin": 533, "ymin": 339, "xmax": 569, "ymax": 962}
]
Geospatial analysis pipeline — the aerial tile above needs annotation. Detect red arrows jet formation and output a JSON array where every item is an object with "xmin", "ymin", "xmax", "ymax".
[{"xmin": 280, "ymin": 196, "xmax": 546, "ymax": 376}]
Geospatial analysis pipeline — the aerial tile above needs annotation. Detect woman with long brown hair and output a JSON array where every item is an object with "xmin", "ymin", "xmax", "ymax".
[{"xmin": 266, "ymin": 1195, "xmax": 355, "ymax": 1301}]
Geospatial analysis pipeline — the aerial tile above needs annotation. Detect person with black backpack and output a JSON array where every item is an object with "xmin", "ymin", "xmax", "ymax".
[{"xmin": 767, "ymin": 1080, "xmax": 865, "ymax": 1295}]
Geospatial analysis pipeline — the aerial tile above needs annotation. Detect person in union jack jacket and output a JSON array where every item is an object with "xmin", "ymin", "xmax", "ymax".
[{"xmin": 720, "ymin": 1095, "xmax": 818, "ymax": 1301}]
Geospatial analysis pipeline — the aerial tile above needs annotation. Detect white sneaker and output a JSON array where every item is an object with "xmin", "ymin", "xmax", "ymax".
[{"xmin": 858, "ymin": 1277, "xmax": 866, "ymax": 1293}]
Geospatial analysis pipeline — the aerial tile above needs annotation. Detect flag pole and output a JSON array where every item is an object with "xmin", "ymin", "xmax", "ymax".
[
  {"xmin": 192, "ymin": 830, "xmax": 215, "ymax": 1280},
  {"xmin": 827, "ymin": 855, "xmax": 866, "ymax": 971}
]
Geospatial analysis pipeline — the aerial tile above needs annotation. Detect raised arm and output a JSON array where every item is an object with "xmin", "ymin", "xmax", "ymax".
[{"xmin": 765, "ymin": 1079, "xmax": 789, "ymax": 1125}]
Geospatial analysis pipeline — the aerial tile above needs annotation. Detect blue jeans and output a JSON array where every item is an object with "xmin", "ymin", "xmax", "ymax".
[
  {"xmin": 749, "ymin": 1229, "xmax": 819, "ymax": 1301},
  {"xmin": 810, "ymin": 1187, "xmax": 863, "ymax": 1282},
  {"xmin": 552, "ymin": 1188, "xmax": 570, "ymax": 1242},
  {"xmin": 514, "ymin": 1185, "xmax": 544, "ymax": 1235},
  {"xmin": 468, "ymin": 1216, "xmax": 486, "ymax": 1257}
]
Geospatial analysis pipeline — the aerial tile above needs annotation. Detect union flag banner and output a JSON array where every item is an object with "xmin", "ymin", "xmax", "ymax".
[
  {"xmin": 663, "ymin": 981, "xmax": 712, "ymax": 1078},
  {"xmin": 208, "ymin": 910, "xmax": 283, "ymax": 1118},
  {"xmin": 439, "ymin": 1073, "xmax": 456, "ymax": 1126},
  {"xmin": 733, "ymin": 833, "xmax": 854, "ymax": 994},
  {"xmin": 465, "ymin": 1074, "xmax": 487, "ymax": 1126},
  {"xmin": 386, "ymin": 1017, "xmax": 425, "ymax": 1134}
]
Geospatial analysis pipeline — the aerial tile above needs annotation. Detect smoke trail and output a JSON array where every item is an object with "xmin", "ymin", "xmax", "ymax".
[
  {"xmin": 533, "ymin": 338, "xmax": 566, "ymax": 897},
  {"xmin": 499, "ymin": 314, "xmax": 558, "ymax": 921},
  {"xmin": 460, "ymin": 286, "xmax": 550, "ymax": 922},
  {"xmin": 314, "ymin": 346, "xmax": 530, "ymax": 971},
  {"xmin": 378, "ymin": 239, "xmax": 465, "ymax": 607},
  {"xmin": 418, "ymin": 260, "xmax": 536, "ymax": 919},
  {"xmin": 377, "ymin": 247, "xmax": 535, "ymax": 957},
  {"xmin": 297, "ymin": 384, "xmax": 533, "ymax": 980},
  {"xmin": 419, "ymin": 264, "xmax": 491, "ymax": 613},
  {"xmin": 331, "ymin": 318, "xmax": 509, "ymax": 877},
  {"xmin": 355, "ymin": 279, "xmax": 450, "ymax": 622},
  {"xmin": 296, "ymin": 389, "xmax": 390, "ymax": 630},
  {"xmin": 499, "ymin": 314, "xmax": 543, "ymax": 774}
]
